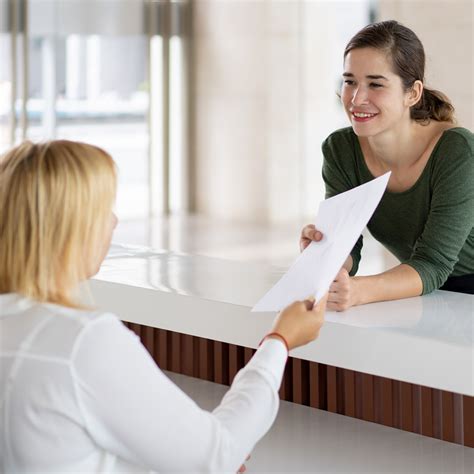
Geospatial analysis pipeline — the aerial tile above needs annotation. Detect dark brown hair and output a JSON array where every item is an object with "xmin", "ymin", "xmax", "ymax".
[{"xmin": 344, "ymin": 20, "xmax": 455, "ymax": 123}]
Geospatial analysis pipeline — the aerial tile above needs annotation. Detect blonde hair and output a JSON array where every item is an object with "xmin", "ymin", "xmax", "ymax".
[{"xmin": 0, "ymin": 140, "xmax": 116, "ymax": 308}]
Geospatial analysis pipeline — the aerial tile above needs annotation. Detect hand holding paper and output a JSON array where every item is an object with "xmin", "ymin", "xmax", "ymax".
[{"xmin": 252, "ymin": 172, "xmax": 391, "ymax": 312}]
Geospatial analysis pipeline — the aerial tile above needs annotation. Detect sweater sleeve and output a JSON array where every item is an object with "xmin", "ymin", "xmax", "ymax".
[
  {"xmin": 403, "ymin": 130, "xmax": 474, "ymax": 293},
  {"xmin": 71, "ymin": 315, "xmax": 287, "ymax": 473},
  {"xmin": 322, "ymin": 133, "xmax": 363, "ymax": 276}
]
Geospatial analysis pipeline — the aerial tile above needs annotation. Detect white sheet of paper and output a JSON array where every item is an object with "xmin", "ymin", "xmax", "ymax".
[{"xmin": 252, "ymin": 172, "xmax": 391, "ymax": 312}]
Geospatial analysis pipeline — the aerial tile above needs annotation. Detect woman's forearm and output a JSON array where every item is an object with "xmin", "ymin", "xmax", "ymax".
[{"xmin": 352, "ymin": 264, "xmax": 423, "ymax": 305}]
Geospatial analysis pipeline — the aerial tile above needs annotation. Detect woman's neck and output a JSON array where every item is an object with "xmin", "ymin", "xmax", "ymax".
[
  {"xmin": 359, "ymin": 120, "xmax": 456, "ymax": 193},
  {"xmin": 364, "ymin": 120, "xmax": 422, "ymax": 171}
]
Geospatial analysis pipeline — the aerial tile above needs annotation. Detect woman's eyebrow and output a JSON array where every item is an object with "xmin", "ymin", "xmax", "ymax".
[
  {"xmin": 342, "ymin": 72, "xmax": 389, "ymax": 80},
  {"xmin": 366, "ymin": 74, "xmax": 389, "ymax": 80}
]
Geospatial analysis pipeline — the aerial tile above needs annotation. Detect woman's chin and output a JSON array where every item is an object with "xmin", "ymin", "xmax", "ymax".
[{"xmin": 351, "ymin": 123, "xmax": 379, "ymax": 138}]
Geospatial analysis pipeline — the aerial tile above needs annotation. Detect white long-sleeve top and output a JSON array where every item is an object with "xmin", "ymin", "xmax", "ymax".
[{"xmin": 0, "ymin": 293, "xmax": 288, "ymax": 473}]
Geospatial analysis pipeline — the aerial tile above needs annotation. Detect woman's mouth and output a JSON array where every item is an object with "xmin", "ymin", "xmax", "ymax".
[{"xmin": 351, "ymin": 111, "xmax": 378, "ymax": 122}]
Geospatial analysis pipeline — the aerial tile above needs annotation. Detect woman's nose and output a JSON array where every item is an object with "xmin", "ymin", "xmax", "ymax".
[{"xmin": 351, "ymin": 87, "xmax": 369, "ymax": 106}]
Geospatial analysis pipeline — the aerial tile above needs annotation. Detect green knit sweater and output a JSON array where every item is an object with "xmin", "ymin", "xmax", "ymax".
[{"xmin": 322, "ymin": 127, "xmax": 474, "ymax": 294}]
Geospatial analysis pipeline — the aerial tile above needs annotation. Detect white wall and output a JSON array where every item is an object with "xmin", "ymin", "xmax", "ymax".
[
  {"xmin": 192, "ymin": 0, "xmax": 472, "ymax": 224},
  {"xmin": 192, "ymin": 0, "xmax": 370, "ymax": 223},
  {"xmin": 378, "ymin": 0, "xmax": 473, "ymax": 130}
]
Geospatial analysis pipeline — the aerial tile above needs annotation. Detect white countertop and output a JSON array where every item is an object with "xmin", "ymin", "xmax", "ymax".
[
  {"xmin": 167, "ymin": 371, "xmax": 473, "ymax": 473},
  {"xmin": 89, "ymin": 243, "xmax": 474, "ymax": 396}
]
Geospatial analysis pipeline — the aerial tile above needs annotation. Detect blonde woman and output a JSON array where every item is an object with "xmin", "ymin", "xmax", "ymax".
[{"xmin": 0, "ymin": 140, "xmax": 326, "ymax": 473}]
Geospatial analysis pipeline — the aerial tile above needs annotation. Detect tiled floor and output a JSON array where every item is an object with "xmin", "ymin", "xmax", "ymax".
[{"xmin": 168, "ymin": 371, "xmax": 474, "ymax": 473}]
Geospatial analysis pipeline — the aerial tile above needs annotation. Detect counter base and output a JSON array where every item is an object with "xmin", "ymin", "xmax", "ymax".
[{"xmin": 126, "ymin": 322, "xmax": 473, "ymax": 448}]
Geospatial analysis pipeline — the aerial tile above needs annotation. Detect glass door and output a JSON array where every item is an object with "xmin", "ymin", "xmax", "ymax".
[
  {"xmin": 0, "ymin": 0, "xmax": 190, "ymax": 220},
  {"xmin": 0, "ymin": 0, "xmax": 28, "ymax": 151}
]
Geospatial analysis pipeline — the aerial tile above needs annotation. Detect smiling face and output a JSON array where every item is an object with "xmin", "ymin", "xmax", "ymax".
[{"xmin": 341, "ymin": 47, "xmax": 417, "ymax": 138}]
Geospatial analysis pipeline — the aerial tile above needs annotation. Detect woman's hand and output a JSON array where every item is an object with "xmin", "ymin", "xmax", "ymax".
[
  {"xmin": 269, "ymin": 295, "xmax": 327, "ymax": 350},
  {"xmin": 299, "ymin": 224, "xmax": 323, "ymax": 252},
  {"xmin": 328, "ymin": 268, "xmax": 357, "ymax": 311},
  {"xmin": 300, "ymin": 224, "xmax": 355, "ymax": 308}
]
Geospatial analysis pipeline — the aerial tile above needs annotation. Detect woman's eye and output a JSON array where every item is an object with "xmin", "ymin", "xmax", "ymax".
[
  {"xmin": 370, "ymin": 83, "xmax": 383, "ymax": 88},
  {"xmin": 344, "ymin": 80, "xmax": 355, "ymax": 86}
]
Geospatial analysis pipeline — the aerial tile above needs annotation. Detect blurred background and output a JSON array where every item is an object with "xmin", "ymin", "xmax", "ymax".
[{"xmin": 1, "ymin": 0, "xmax": 472, "ymax": 272}]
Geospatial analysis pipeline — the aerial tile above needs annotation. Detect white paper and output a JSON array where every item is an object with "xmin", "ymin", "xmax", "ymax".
[{"xmin": 252, "ymin": 172, "xmax": 391, "ymax": 312}]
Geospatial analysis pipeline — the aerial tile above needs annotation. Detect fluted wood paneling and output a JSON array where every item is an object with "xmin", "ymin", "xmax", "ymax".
[
  {"xmin": 463, "ymin": 396, "xmax": 474, "ymax": 446},
  {"xmin": 125, "ymin": 323, "xmax": 473, "ymax": 447}
]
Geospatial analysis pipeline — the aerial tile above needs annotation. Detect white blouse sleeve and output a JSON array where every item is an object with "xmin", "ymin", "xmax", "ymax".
[{"xmin": 71, "ymin": 314, "xmax": 288, "ymax": 472}]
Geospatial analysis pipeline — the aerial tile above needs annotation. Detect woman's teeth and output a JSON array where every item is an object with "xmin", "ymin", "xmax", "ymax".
[{"xmin": 353, "ymin": 112, "xmax": 376, "ymax": 118}]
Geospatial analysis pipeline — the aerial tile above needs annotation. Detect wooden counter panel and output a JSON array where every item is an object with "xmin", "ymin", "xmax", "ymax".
[{"xmin": 126, "ymin": 323, "xmax": 473, "ymax": 447}]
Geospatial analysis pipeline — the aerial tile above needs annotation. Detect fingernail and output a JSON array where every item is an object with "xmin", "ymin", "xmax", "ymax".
[{"xmin": 315, "ymin": 231, "xmax": 322, "ymax": 241}]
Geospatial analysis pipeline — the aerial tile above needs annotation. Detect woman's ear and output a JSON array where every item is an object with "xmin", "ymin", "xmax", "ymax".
[{"xmin": 406, "ymin": 80, "xmax": 423, "ymax": 107}]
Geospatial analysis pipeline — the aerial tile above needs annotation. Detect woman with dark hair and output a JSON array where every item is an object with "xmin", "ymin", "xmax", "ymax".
[{"xmin": 300, "ymin": 20, "xmax": 474, "ymax": 310}]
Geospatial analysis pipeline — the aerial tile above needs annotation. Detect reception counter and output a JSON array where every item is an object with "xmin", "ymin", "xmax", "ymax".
[{"xmin": 89, "ymin": 244, "xmax": 474, "ymax": 447}]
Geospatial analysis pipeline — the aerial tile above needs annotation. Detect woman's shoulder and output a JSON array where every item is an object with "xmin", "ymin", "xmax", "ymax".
[
  {"xmin": 321, "ymin": 128, "xmax": 362, "ymax": 188},
  {"xmin": 429, "ymin": 127, "xmax": 474, "ymax": 188},
  {"xmin": 323, "ymin": 127, "xmax": 356, "ymax": 149},
  {"xmin": 1, "ymin": 296, "xmax": 123, "ymax": 361},
  {"xmin": 322, "ymin": 127, "xmax": 358, "ymax": 163},
  {"xmin": 436, "ymin": 126, "xmax": 473, "ymax": 152},
  {"xmin": 431, "ymin": 126, "xmax": 474, "ymax": 169},
  {"xmin": 40, "ymin": 301, "xmax": 124, "ymax": 351},
  {"xmin": 42, "ymin": 300, "xmax": 118, "ymax": 326},
  {"xmin": 53, "ymin": 305, "xmax": 134, "ymax": 364}
]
